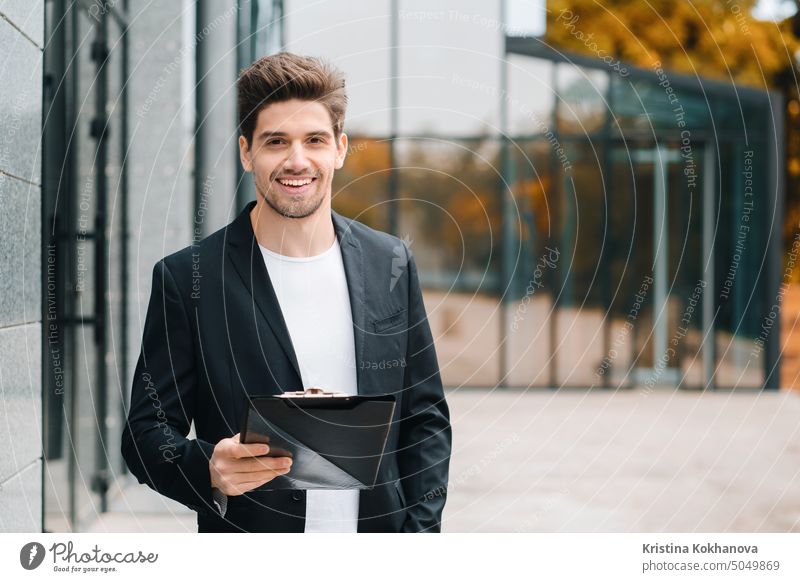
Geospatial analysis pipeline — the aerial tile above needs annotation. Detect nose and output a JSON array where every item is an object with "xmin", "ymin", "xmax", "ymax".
[{"xmin": 283, "ymin": 141, "xmax": 310, "ymax": 171}]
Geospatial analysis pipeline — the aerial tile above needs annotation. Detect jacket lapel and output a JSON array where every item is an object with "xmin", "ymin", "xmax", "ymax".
[
  {"xmin": 227, "ymin": 201, "xmax": 303, "ymax": 383},
  {"xmin": 331, "ymin": 209, "xmax": 367, "ymax": 394},
  {"xmin": 226, "ymin": 202, "xmax": 368, "ymax": 394}
]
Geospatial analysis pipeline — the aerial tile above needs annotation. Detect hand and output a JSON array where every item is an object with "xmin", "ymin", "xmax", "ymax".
[{"xmin": 209, "ymin": 433, "xmax": 292, "ymax": 496}]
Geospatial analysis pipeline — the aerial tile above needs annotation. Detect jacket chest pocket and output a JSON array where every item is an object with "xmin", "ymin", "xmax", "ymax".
[
  {"xmin": 373, "ymin": 308, "xmax": 407, "ymax": 333},
  {"xmin": 360, "ymin": 309, "xmax": 407, "ymax": 381}
]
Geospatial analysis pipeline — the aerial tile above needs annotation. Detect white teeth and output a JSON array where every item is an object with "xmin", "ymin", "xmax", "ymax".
[{"xmin": 278, "ymin": 178, "xmax": 313, "ymax": 186}]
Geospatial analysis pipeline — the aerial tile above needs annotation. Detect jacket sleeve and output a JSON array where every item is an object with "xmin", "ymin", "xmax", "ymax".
[
  {"xmin": 121, "ymin": 259, "xmax": 220, "ymax": 517},
  {"xmin": 397, "ymin": 248, "xmax": 453, "ymax": 532}
]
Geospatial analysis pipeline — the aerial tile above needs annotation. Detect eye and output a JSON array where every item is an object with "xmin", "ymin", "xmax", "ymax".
[
  {"xmin": 266, "ymin": 138, "xmax": 284, "ymax": 146},
  {"xmin": 309, "ymin": 136, "xmax": 325, "ymax": 144}
]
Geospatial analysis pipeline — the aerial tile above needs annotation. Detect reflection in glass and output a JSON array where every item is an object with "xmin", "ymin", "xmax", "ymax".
[
  {"xmin": 507, "ymin": 54, "xmax": 554, "ymax": 136},
  {"xmin": 398, "ymin": 0, "xmax": 502, "ymax": 136},
  {"xmin": 553, "ymin": 140, "xmax": 606, "ymax": 385},
  {"xmin": 332, "ymin": 138, "xmax": 391, "ymax": 232},
  {"xmin": 715, "ymin": 140, "xmax": 768, "ymax": 388},
  {"xmin": 396, "ymin": 138, "xmax": 502, "ymax": 387},
  {"xmin": 505, "ymin": 140, "xmax": 555, "ymax": 387},
  {"xmin": 610, "ymin": 75, "xmax": 713, "ymax": 134},
  {"xmin": 557, "ymin": 65, "xmax": 608, "ymax": 134},
  {"xmin": 285, "ymin": 0, "xmax": 392, "ymax": 136}
]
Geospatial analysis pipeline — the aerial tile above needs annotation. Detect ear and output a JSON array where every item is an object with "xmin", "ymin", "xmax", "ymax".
[
  {"xmin": 334, "ymin": 132, "xmax": 348, "ymax": 170},
  {"xmin": 239, "ymin": 135, "xmax": 253, "ymax": 172}
]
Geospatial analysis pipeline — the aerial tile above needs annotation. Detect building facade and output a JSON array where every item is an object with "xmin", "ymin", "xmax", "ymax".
[{"xmin": 0, "ymin": 0, "xmax": 784, "ymax": 532}]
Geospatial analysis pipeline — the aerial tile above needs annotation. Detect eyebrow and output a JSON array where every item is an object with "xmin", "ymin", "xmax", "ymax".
[{"xmin": 256, "ymin": 130, "xmax": 333, "ymax": 141}]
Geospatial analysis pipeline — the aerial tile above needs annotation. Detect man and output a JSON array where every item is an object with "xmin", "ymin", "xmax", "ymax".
[{"xmin": 121, "ymin": 52, "xmax": 452, "ymax": 532}]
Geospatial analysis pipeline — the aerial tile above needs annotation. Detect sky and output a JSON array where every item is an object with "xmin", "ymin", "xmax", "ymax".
[{"xmin": 753, "ymin": 0, "xmax": 798, "ymax": 21}]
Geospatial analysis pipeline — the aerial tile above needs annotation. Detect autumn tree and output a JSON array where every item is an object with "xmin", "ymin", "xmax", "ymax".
[{"xmin": 545, "ymin": 0, "xmax": 800, "ymax": 276}]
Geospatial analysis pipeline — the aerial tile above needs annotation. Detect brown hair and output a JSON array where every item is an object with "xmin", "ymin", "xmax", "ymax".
[{"xmin": 237, "ymin": 52, "xmax": 348, "ymax": 145}]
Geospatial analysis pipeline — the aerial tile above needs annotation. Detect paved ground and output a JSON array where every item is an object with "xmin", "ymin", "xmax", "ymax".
[{"xmin": 88, "ymin": 388, "xmax": 800, "ymax": 533}]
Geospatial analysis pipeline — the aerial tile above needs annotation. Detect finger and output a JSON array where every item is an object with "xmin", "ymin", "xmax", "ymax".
[
  {"xmin": 233, "ymin": 456, "xmax": 292, "ymax": 473},
  {"xmin": 238, "ymin": 468, "xmax": 292, "ymax": 493},
  {"xmin": 229, "ymin": 441, "xmax": 271, "ymax": 459},
  {"xmin": 223, "ymin": 467, "xmax": 291, "ymax": 492}
]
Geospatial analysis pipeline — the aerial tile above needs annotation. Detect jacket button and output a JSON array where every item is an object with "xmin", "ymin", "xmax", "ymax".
[{"xmin": 291, "ymin": 491, "xmax": 304, "ymax": 501}]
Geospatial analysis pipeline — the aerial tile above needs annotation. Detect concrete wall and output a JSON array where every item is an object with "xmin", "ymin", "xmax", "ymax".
[{"xmin": 0, "ymin": 0, "xmax": 44, "ymax": 532}]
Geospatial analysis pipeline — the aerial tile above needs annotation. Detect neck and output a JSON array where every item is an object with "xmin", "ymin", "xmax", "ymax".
[{"xmin": 249, "ymin": 198, "xmax": 336, "ymax": 258}]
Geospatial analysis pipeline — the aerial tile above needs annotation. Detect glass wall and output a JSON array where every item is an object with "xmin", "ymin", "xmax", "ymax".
[
  {"xmin": 505, "ymin": 139, "xmax": 556, "ymax": 387},
  {"xmin": 552, "ymin": 139, "xmax": 607, "ymax": 386},
  {"xmin": 43, "ymin": 1, "xmax": 130, "ymax": 531},
  {"xmin": 284, "ymin": 0, "xmax": 392, "ymax": 136},
  {"xmin": 331, "ymin": 137, "xmax": 392, "ymax": 232},
  {"xmin": 283, "ymin": 1, "xmax": 781, "ymax": 389},
  {"xmin": 396, "ymin": 0, "xmax": 502, "ymax": 137},
  {"xmin": 501, "ymin": 44, "xmax": 780, "ymax": 390},
  {"xmin": 42, "ymin": 0, "xmax": 289, "ymax": 533},
  {"xmin": 396, "ymin": 138, "xmax": 503, "ymax": 386},
  {"xmin": 288, "ymin": 0, "xmax": 509, "ymax": 386},
  {"xmin": 715, "ymin": 138, "xmax": 770, "ymax": 388}
]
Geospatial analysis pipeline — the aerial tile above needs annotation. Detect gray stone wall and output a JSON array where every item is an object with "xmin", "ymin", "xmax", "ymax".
[{"xmin": 0, "ymin": 0, "xmax": 44, "ymax": 532}]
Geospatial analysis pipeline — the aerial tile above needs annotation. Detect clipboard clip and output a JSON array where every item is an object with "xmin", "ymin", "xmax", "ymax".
[{"xmin": 277, "ymin": 387, "xmax": 350, "ymax": 398}]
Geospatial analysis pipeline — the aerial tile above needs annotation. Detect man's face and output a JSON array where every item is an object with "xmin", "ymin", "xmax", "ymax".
[{"xmin": 239, "ymin": 98, "xmax": 347, "ymax": 219}]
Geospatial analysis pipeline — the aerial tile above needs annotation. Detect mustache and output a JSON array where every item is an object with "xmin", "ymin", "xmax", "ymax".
[{"xmin": 271, "ymin": 172, "xmax": 320, "ymax": 180}]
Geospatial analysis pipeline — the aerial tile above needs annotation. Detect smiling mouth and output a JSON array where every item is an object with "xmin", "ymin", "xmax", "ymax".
[{"xmin": 276, "ymin": 177, "xmax": 317, "ymax": 189}]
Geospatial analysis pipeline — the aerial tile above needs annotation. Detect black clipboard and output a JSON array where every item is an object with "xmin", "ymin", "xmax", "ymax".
[{"xmin": 240, "ymin": 389, "xmax": 396, "ymax": 490}]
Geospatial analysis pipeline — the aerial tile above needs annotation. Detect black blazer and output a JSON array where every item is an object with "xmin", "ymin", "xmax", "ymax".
[{"xmin": 121, "ymin": 201, "xmax": 452, "ymax": 532}]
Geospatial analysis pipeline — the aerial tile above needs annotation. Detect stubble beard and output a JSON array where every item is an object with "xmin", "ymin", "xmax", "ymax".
[{"xmin": 258, "ymin": 176, "xmax": 326, "ymax": 219}]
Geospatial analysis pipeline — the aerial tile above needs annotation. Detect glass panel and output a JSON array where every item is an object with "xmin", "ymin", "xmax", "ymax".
[
  {"xmin": 331, "ymin": 137, "xmax": 391, "ymax": 232},
  {"xmin": 71, "ymin": 8, "xmax": 103, "ymax": 532},
  {"xmin": 556, "ymin": 65, "xmax": 608, "ymax": 134},
  {"xmin": 284, "ymin": 0, "xmax": 391, "ymax": 136},
  {"xmin": 715, "ymin": 139, "xmax": 768, "ymax": 388},
  {"xmin": 507, "ymin": 54, "xmax": 554, "ymax": 136},
  {"xmin": 398, "ymin": 0, "xmax": 502, "ymax": 136},
  {"xmin": 396, "ymin": 138, "xmax": 502, "ymax": 387},
  {"xmin": 44, "ymin": 6, "xmax": 130, "ymax": 532},
  {"xmin": 553, "ymin": 139, "xmax": 606, "ymax": 386},
  {"xmin": 711, "ymin": 95, "xmax": 764, "ymax": 137},
  {"xmin": 606, "ymin": 141, "xmax": 655, "ymax": 387},
  {"xmin": 106, "ymin": 16, "xmax": 126, "ymax": 480},
  {"xmin": 505, "ymin": 139, "xmax": 556, "ymax": 387},
  {"xmin": 252, "ymin": 0, "xmax": 283, "ymax": 56},
  {"xmin": 43, "ymin": 0, "xmax": 71, "ymax": 534},
  {"xmin": 665, "ymin": 141, "xmax": 705, "ymax": 388},
  {"xmin": 611, "ymin": 74, "xmax": 712, "ymax": 134},
  {"xmin": 606, "ymin": 141, "xmax": 706, "ymax": 388}
]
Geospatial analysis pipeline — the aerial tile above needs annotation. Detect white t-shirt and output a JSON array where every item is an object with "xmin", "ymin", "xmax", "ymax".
[{"xmin": 259, "ymin": 237, "xmax": 360, "ymax": 533}]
